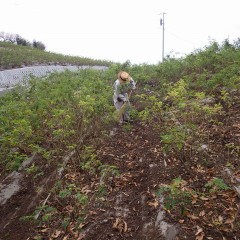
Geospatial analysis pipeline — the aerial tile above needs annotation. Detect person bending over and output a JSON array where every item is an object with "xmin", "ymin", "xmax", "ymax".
[{"xmin": 113, "ymin": 71, "xmax": 136, "ymax": 124}]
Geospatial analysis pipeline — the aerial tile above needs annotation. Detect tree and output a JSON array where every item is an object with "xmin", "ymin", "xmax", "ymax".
[
  {"xmin": 33, "ymin": 40, "xmax": 46, "ymax": 50},
  {"xmin": 0, "ymin": 32, "xmax": 17, "ymax": 43},
  {"xmin": 16, "ymin": 34, "xmax": 31, "ymax": 47}
]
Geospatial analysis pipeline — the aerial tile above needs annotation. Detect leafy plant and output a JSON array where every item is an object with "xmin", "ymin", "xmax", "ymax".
[
  {"xmin": 35, "ymin": 205, "xmax": 56, "ymax": 223},
  {"xmin": 0, "ymin": 68, "xmax": 114, "ymax": 174},
  {"xmin": 121, "ymin": 123, "xmax": 133, "ymax": 132},
  {"xmin": 99, "ymin": 164, "xmax": 119, "ymax": 181},
  {"xmin": 80, "ymin": 146, "xmax": 101, "ymax": 174},
  {"xmin": 96, "ymin": 184, "xmax": 107, "ymax": 198},
  {"xmin": 161, "ymin": 125, "xmax": 188, "ymax": 152},
  {"xmin": 75, "ymin": 192, "xmax": 88, "ymax": 205},
  {"xmin": 157, "ymin": 178, "xmax": 193, "ymax": 215},
  {"xmin": 58, "ymin": 189, "xmax": 72, "ymax": 199},
  {"xmin": 205, "ymin": 178, "xmax": 230, "ymax": 193},
  {"xmin": 25, "ymin": 163, "xmax": 39, "ymax": 174},
  {"xmin": 61, "ymin": 217, "xmax": 71, "ymax": 231}
]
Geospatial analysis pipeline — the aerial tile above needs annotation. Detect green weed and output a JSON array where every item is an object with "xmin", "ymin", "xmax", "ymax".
[
  {"xmin": 25, "ymin": 163, "xmax": 39, "ymax": 174},
  {"xmin": 205, "ymin": 178, "xmax": 230, "ymax": 193},
  {"xmin": 157, "ymin": 178, "xmax": 193, "ymax": 215}
]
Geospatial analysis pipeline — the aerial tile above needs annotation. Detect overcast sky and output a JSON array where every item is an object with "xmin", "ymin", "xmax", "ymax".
[{"xmin": 1, "ymin": 0, "xmax": 240, "ymax": 64}]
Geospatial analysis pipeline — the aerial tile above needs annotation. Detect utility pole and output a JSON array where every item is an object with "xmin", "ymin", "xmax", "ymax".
[{"xmin": 160, "ymin": 12, "xmax": 166, "ymax": 62}]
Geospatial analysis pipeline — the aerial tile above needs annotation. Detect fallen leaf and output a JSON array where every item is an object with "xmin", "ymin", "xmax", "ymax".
[
  {"xmin": 124, "ymin": 221, "xmax": 128, "ymax": 232},
  {"xmin": 195, "ymin": 226, "xmax": 203, "ymax": 236},
  {"xmin": 51, "ymin": 230, "xmax": 62, "ymax": 238},
  {"xmin": 207, "ymin": 211, "xmax": 213, "ymax": 216},
  {"xmin": 65, "ymin": 205, "xmax": 74, "ymax": 213},
  {"xmin": 224, "ymin": 218, "xmax": 234, "ymax": 224},
  {"xmin": 33, "ymin": 236, "xmax": 42, "ymax": 240},
  {"xmin": 108, "ymin": 154, "xmax": 115, "ymax": 157},
  {"xmin": 200, "ymin": 196, "xmax": 209, "ymax": 201},
  {"xmin": 210, "ymin": 195, "xmax": 217, "ymax": 199},
  {"xmin": 82, "ymin": 188, "xmax": 91, "ymax": 194},
  {"xmin": 127, "ymin": 162, "xmax": 133, "ymax": 167},
  {"xmin": 192, "ymin": 194, "xmax": 198, "ymax": 204},
  {"xmin": 188, "ymin": 214, "xmax": 199, "ymax": 220},
  {"xmin": 148, "ymin": 200, "xmax": 159, "ymax": 208},
  {"xmin": 199, "ymin": 210, "xmax": 205, "ymax": 217},
  {"xmin": 196, "ymin": 232, "xmax": 204, "ymax": 240},
  {"xmin": 164, "ymin": 159, "xmax": 167, "ymax": 167},
  {"xmin": 89, "ymin": 210, "xmax": 97, "ymax": 215},
  {"xmin": 113, "ymin": 218, "xmax": 128, "ymax": 233},
  {"xmin": 79, "ymin": 223, "xmax": 85, "ymax": 229},
  {"xmin": 113, "ymin": 217, "xmax": 120, "ymax": 228},
  {"xmin": 40, "ymin": 228, "xmax": 50, "ymax": 233},
  {"xmin": 77, "ymin": 233, "xmax": 86, "ymax": 240},
  {"xmin": 218, "ymin": 215, "xmax": 223, "ymax": 224}
]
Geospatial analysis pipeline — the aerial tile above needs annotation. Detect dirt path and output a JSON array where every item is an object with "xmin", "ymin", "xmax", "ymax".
[{"xmin": 81, "ymin": 122, "xmax": 178, "ymax": 240}]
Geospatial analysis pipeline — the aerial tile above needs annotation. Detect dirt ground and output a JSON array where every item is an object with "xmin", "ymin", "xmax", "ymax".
[{"xmin": 0, "ymin": 100, "xmax": 240, "ymax": 240}]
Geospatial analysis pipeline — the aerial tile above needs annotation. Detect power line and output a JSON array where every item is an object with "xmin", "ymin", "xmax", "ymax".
[{"xmin": 165, "ymin": 28, "xmax": 201, "ymax": 45}]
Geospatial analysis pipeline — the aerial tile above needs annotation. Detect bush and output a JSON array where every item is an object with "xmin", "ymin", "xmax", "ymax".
[
  {"xmin": 33, "ymin": 40, "xmax": 46, "ymax": 51},
  {"xmin": 16, "ymin": 34, "xmax": 31, "ymax": 47}
]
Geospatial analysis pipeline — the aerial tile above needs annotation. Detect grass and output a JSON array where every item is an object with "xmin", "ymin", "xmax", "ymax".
[{"xmin": 0, "ymin": 41, "xmax": 112, "ymax": 69}]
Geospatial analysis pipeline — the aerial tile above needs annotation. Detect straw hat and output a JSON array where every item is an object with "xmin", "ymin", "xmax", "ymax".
[{"xmin": 118, "ymin": 71, "xmax": 130, "ymax": 83}]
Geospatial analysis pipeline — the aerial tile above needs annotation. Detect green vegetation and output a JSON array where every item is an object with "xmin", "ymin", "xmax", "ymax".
[
  {"xmin": 157, "ymin": 178, "xmax": 193, "ymax": 215},
  {"xmin": 205, "ymin": 178, "xmax": 230, "ymax": 193},
  {"xmin": 0, "ymin": 69, "xmax": 114, "ymax": 172},
  {"xmin": 1, "ymin": 38, "xmax": 240, "ymax": 182},
  {"xmin": 0, "ymin": 41, "xmax": 112, "ymax": 69}
]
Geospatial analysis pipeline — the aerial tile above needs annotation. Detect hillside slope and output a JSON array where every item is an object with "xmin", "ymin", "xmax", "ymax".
[
  {"xmin": 0, "ymin": 41, "xmax": 112, "ymax": 70},
  {"xmin": 0, "ymin": 39, "xmax": 240, "ymax": 240}
]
